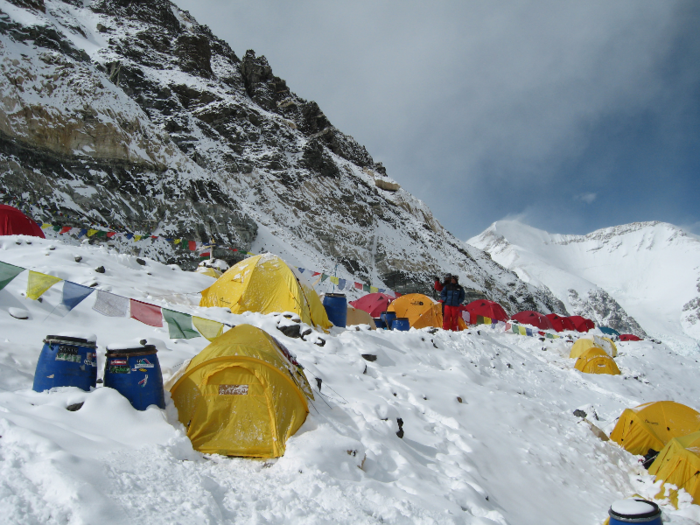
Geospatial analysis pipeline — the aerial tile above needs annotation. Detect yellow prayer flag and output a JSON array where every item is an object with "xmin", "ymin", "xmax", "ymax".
[
  {"xmin": 174, "ymin": 239, "xmax": 181, "ymax": 245},
  {"xmin": 519, "ymin": 326, "xmax": 527, "ymax": 336},
  {"xmin": 27, "ymin": 271, "xmax": 63, "ymax": 300},
  {"xmin": 87, "ymin": 229, "xmax": 99, "ymax": 237},
  {"xmin": 134, "ymin": 235, "xmax": 142, "ymax": 242},
  {"xmin": 41, "ymin": 223, "xmax": 52, "ymax": 230},
  {"xmin": 330, "ymin": 276, "xmax": 340, "ymax": 285},
  {"xmin": 193, "ymin": 316, "xmax": 224, "ymax": 341},
  {"xmin": 370, "ymin": 286, "xmax": 378, "ymax": 293},
  {"xmin": 484, "ymin": 316, "xmax": 492, "ymax": 325}
]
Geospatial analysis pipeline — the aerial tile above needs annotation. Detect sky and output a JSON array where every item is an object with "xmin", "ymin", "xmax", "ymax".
[{"xmin": 172, "ymin": 0, "xmax": 700, "ymax": 240}]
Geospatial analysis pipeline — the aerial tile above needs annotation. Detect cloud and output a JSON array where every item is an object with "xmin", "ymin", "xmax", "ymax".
[
  {"xmin": 576, "ymin": 193, "xmax": 597, "ymax": 204},
  {"xmin": 173, "ymin": 0, "xmax": 700, "ymax": 238}
]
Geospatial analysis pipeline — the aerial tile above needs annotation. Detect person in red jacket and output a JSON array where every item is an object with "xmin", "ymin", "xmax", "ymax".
[{"xmin": 433, "ymin": 274, "xmax": 452, "ymax": 293}]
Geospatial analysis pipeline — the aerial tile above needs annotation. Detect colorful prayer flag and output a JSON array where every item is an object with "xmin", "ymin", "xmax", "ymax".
[
  {"xmin": 370, "ymin": 286, "xmax": 378, "ymax": 293},
  {"xmin": 26, "ymin": 271, "xmax": 62, "ymax": 300},
  {"xmin": 321, "ymin": 273, "xmax": 329, "ymax": 282},
  {"xmin": 0, "ymin": 261, "xmax": 24, "ymax": 291},
  {"xmin": 93, "ymin": 290, "xmax": 129, "ymax": 317},
  {"xmin": 163, "ymin": 309, "xmax": 200, "ymax": 339},
  {"xmin": 130, "ymin": 299, "xmax": 163, "ymax": 327},
  {"xmin": 354, "ymin": 282, "xmax": 363, "ymax": 290},
  {"xmin": 329, "ymin": 276, "xmax": 339, "ymax": 285},
  {"xmin": 87, "ymin": 229, "xmax": 99, "ymax": 237},
  {"xmin": 61, "ymin": 281, "xmax": 95, "ymax": 311},
  {"xmin": 338, "ymin": 278, "xmax": 347, "ymax": 290},
  {"xmin": 193, "ymin": 316, "xmax": 224, "ymax": 341}
]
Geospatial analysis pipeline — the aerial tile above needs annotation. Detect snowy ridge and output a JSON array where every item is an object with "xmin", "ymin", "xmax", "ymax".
[
  {"xmin": 1, "ymin": 236, "xmax": 700, "ymax": 524},
  {"xmin": 469, "ymin": 220, "xmax": 700, "ymax": 354},
  {"xmin": 0, "ymin": 0, "xmax": 564, "ymax": 315}
]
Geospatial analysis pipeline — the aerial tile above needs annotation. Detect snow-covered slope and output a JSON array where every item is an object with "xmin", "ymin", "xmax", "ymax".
[
  {"xmin": 469, "ymin": 221, "xmax": 700, "ymax": 354},
  {"xmin": 1, "ymin": 236, "xmax": 700, "ymax": 524},
  {"xmin": 0, "ymin": 0, "xmax": 563, "ymax": 315}
]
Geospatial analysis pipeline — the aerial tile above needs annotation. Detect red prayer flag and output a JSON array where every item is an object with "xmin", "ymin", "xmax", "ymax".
[
  {"xmin": 188, "ymin": 240, "xmax": 197, "ymax": 251},
  {"xmin": 59, "ymin": 226, "xmax": 71, "ymax": 234},
  {"xmin": 354, "ymin": 282, "xmax": 363, "ymax": 290},
  {"xmin": 313, "ymin": 272, "xmax": 321, "ymax": 276},
  {"xmin": 130, "ymin": 299, "xmax": 163, "ymax": 327},
  {"xmin": 106, "ymin": 232, "xmax": 116, "ymax": 238}
]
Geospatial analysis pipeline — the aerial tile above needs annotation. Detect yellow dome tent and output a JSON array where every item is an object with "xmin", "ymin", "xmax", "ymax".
[
  {"xmin": 170, "ymin": 324, "xmax": 313, "ymax": 458},
  {"xmin": 574, "ymin": 347, "xmax": 621, "ymax": 375},
  {"xmin": 649, "ymin": 431, "xmax": 700, "ymax": 505},
  {"xmin": 387, "ymin": 293, "xmax": 443, "ymax": 329},
  {"xmin": 610, "ymin": 401, "xmax": 700, "ymax": 456},
  {"xmin": 570, "ymin": 335, "xmax": 617, "ymax": 358},
  {"xmin": 200, "ymin": 254, "xmax": 331, "ymax": 330},
  {"xmin": 346, "ymin": 306, "xmax": 376, "ymax": 329}
]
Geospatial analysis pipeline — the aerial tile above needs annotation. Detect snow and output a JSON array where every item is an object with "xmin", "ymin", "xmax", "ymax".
[
  {"xmin": 1, "ymin": 234, "xmax": 699, "ymax": 524},
  {"xmin": 469, "ymin": 220, "xmax": 700, "ymax": 355}
]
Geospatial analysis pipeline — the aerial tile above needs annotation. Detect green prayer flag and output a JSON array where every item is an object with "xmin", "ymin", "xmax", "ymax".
[
  {"xmin": 163, "ymin": 309, "xmax": 200, "ymax": 339},
  {"xmin": 0, "ymin": 261, "xmax": 25, "ymax": 291},
  {"xmin": 321, "ymin": 273, "xmax": 329, "ymax": 282},
  {"xmin": 362, "ymin": 284, "xmax": 371, "ymax": 292}
]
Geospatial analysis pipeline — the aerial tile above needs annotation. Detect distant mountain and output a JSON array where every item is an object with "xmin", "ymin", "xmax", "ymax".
[
  {"xmin": 469, "ymin": 220, "xmax": 700, "ymax": 354},
  {"xmin": 0, "ymin": 0, "xmax": 565, "ymax": 313}
]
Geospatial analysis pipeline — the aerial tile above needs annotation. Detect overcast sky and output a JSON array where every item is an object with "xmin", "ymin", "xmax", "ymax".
[{"xmin": 173, "ymin": 0, "xmax": 700, "ymax": 239}]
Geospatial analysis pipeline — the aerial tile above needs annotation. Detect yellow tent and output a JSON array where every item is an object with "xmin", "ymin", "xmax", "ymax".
[
  {"xmin": 610, "ymin": 401, "xmax": 700, "ymax": 456},
  {"xmin": 387, "ymin": 293, "xmax": 443, "ymax": 329},
  {"xmin": 649, "ymin": 431, "xmax": 700, "ymax": 505},
  {"xmin": 200, "ymin": 254, "xmax": 331, "ymax": 330},
  {"xmin": 346, "ymin": 306, "xmax": 376, "ymax": 329},
  {"xmin": 570, "ymin": 336, "xmax": 617, "ymax": 358},
  {"xmin": 574, "ymin": 347, "xmax": 621, "ymax": 375},
  {"xmin": 170, "ymin": 324, "xmax": 313, "ymax": 458}
]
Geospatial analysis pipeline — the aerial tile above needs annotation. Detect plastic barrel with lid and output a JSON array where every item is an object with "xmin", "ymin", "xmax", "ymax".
[
  {"xmin": 323, "ymin": 293, "xmax": 347, "ymax": 327},
  {"xmin": 381, "ymin": 311, "xmax": 397, "ymax": 329},
  {"xmin": 374, "ymin": 318, "xmax": 387, "ymax": 329},
  {"xmin": 608, "ymin": 499, "xmax": 662, "ymax": 525},
  {"xmin": 103, "ymin": 341, "xmax": 165, "ymax": 410},
  {"xmin": 33, "ymin": 333, "xmax": 98, "ymax": 392},
  {"xmin": 392, "ymin": 318, "xmax": 410, "ymax": 331}
]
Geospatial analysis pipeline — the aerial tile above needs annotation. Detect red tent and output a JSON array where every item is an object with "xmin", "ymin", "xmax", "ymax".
[
  {"xmin": 511, "ymin": 311, "xmax": 554, "ymax": 330},
  {"xmin": 463, "ymin": 299, "xmax": 509, "ymax": 323},
  {"xmin": 620, "ymin": 334, "xmax": 642, "ymax": 341},
  {"xmin": 545, "ymin": 313, "xmax": 576, "ymax": 332},
  {"xmin": 0, "ymin": 204, "xmax": 45, "ymax": 238},
  {"xmin": 349, "ymin": 292, "xmax": 395, "ymax": 318},
  {"xmin": 568, "ymin": 316, "xmax": 595, "ymax": 332}
]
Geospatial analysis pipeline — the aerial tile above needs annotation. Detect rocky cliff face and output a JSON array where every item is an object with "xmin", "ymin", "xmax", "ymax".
[{"xmin": 0, "ymin": 0, "xmax": 564, "ymax": 313}]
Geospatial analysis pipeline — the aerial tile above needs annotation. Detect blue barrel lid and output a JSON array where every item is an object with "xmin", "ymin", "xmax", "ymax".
[
  {"xmin": 609, "ymin": 499, "xmax": 660, "ymax": 519},
  {"xmin": 44, "ymin": 332, "xmax": 97, "ymax": 347},
  {"xmin": 106, "ymin": 339, "xmax": 157, "ymax": 356}
]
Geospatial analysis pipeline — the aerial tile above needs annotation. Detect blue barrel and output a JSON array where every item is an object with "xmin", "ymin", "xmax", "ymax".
[
  {"xmin": 33, "ymin": 334, "xmax": 97, "ymax": 392},
  {"xmin": 392, "ymin": 318, "xmax": 410, "ymax": 331},
  {"xmin": 103, "ymin": 344, "xmax": 165, "ymax": 410},
  {"xmin": 381, "ymin": 311, "xmax": 397, "ymax": 329},
  {"xmin": 374, "ymin": 318, "xmax": 387, "ymax": 329},
  {"xmin": 609, "ymin": 499, "xmax": 662, "ymax": 525},
  {"xmin": 323, "ymin": 293, "xmax": 347, "ymax": 327}
]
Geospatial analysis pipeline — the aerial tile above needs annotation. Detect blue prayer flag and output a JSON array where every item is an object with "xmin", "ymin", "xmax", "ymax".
[{"xmin": 62, "ymin": 281, "xmax": 95, "ymax": 311}]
